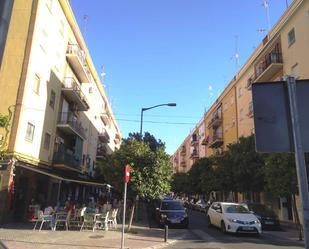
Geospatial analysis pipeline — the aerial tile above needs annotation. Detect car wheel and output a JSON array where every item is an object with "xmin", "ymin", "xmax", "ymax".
[
  {"xmin": 221, "ymin": 221, "xmax": 226, "ymax": 233},
  {"xmin": 207, "ymin": 216, "xmax": 212, "ymax": 227}
]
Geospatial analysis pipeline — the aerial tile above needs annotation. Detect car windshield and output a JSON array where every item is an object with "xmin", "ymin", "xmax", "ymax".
[
  {"xmin": 223, "ymin": 204, "xmax": 250, "ymax": 214},
  {"xmin": 248, "ymin": 204, "xmax": 275, "ymax": 215},
  {"xmin": 161, "ymin": 201, "xmax": 184, "ymax": 210}
]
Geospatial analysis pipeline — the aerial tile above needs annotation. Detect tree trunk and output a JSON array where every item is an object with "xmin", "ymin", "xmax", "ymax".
[
  {"xmin": 292, "ymin": 194, "xmax": 303, "ymax": 240},
  {"xmin": 127, "ymin": 199, "xmax": 136, "ymax": 231}
]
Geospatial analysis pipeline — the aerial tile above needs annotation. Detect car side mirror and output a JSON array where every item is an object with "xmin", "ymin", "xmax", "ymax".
[{"xmin": 250, "ymin": 210, "xmax": 254, "ymax": 214}]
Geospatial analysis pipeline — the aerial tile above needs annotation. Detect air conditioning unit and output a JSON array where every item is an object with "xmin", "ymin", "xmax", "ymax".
[{"xmin": 55, "ymin": 137, "xmax": 64, "ymax": 144}]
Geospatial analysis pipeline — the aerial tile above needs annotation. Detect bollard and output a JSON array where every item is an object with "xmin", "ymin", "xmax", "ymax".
[{"xmin": 164, "ymin": 225, "xmax": 168, "ymax": 242}]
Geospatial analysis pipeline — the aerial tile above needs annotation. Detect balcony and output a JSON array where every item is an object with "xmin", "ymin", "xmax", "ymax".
[
  {"xmin": 246, "ymin": 75, "xmax": 254, "ymax": 90},
  {"xmin": 62, "ymin": 77, "xmax": 89, "ymax": 111},
  {"xmin": 207, "ymin": 114, "xmax": 222, "ymax": 128},
  {"xmin": 96, "ymin": 143, "xmax": 107, "ymax": 159},
  {"xmin": 100, "ymin": 113, "xmax": 110, "ymax": 127},
  {"xmin": 190, "ymin": 149, "xmax": 199, "ymax": 159},
  {"xmin": 114, "ymin": 133, "xmax": 121, "ymax": 145},
  {"xmin": 98, "ymin": 129, "xmax": 110, "ymax": 143},
  {"xmin": 57, "ymin": 112, "xmax": 86, "ymax": 140},
  {"xmin": 254, "ymin": 52, "xmax": 283, "ymax": 82},
  {"xmin": 191, "ymin": 134, "xmax": 198, "ymax": 146},
  {"xmin": 53, "ymin": 149, "xmax": 81, "ymax": 169},
  {"xmin": 181, "ymin": 161, "xmax": 186, "ymax": 167},
  {"xmin": 201, "ymin": 136, "xmax": 209, "ymax": 146},
  {"xmin": 209, "ymin": 134, "xmax": 223, "ymax": 148},
  {"xmin": 66, "ymin": 44, "xmax": 91, "ymax": 83}
]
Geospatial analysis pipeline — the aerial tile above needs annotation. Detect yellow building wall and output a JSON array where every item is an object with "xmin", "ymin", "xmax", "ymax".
[
  {"xmin": 222, "ymin": 86, "xmax": 238, "ymax": 149},
  {"xmin": 280, "ymin": 0, "xmax": 309, "ymax": 79},
  {"xmin": 0, "ymin": 0, "xmax": 34, "ymax": 151}
]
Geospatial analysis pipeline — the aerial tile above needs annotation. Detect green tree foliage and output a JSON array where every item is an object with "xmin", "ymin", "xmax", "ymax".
[
  {"xmin": 224, "ymin": 135, "xmax": 265, "ymax": 193},
  {"xmin": 171, "ymin": 173, "xmax": 189, "ymax": 194},
  {"xmin": 123, "ymin": 132, "xmax": 165, "ymax": 151},
  {"xmin": 263, "ymin": 153, "xmax": 298, "ymax": 197},
  {"xmin": 95, "ymin": 136, "xmax": 172, "ymax": 200}
]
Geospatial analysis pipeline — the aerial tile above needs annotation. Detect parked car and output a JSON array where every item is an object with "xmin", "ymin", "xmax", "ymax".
[
  {"xmin": 207, "ymin": 202, "xmax": 262, "ymax": 234},
  {"xmin": 242, "ymin": 203, "xmax": 280, "ymax": 230},
  {"xmin": 156, "ymin": 199, "xmax": 189, "ymax": 228},
  {"xmin": 195, "ymin": 199, "xmax": 208, "ymax": 213}
]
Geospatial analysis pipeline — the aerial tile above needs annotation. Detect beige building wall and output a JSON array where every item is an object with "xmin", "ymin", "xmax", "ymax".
[{"xmin": 222, "ymin": 86, "xmax": 238, "ymax": 149}]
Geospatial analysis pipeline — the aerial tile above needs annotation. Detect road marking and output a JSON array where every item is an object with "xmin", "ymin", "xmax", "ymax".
[{"xmin": 191, "ymin": 229, "xmax": 228, "ymax": 249}]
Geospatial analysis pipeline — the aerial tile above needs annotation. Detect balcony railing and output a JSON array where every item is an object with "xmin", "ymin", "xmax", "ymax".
[
  {"xmin": 96, "ymin": 143, "xmax": 107, "ymax": 158},
  {"xmin": 53, "ymin": 149, "xmax": 81, "ymax": 169},
  {"xmin": 57, "ymin": 112, "xmax": 86, "ymax": 139},
  {"xmin": 207, "ymin": 113, "xmax": 222, "ymax": 128},
  {"xmin": 62, "ymin": 77, "xmax": 89, "ymax": 111},
  {"xmin": 190, "ymin": 149, "xmax": 199, "ymax": 159},
  {"xmin": 66, "ymin": 44, "xmax": 91, "ymax": 83},
  {"xmin": 209, "ymin": 134, "xmax": 223, "ymax": 148},
  {"xmin": 98, "ymin": 128, "xmax": 110, "ymax": 143},
  {"xmin": 254, "ymin": 51, "xmax": 283, "ymax": 82}
]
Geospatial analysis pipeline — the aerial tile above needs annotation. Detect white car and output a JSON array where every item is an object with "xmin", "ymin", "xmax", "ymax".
[{"xmin": 207, "ymin": 202, "xmax": 262, "ymax": 234}]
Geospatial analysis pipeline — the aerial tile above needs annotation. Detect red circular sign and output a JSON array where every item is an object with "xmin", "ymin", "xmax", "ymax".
[{"xmin": 125, "ymin": 164, "xmax": 131, "ymax": 183}]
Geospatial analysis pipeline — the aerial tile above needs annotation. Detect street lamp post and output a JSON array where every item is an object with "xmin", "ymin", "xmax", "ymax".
[{"xmin": 140, "ymin": 103, "xmax": 176, "ymax": 137}]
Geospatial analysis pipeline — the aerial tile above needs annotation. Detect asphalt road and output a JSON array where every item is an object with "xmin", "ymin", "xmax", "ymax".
[{"xmin": 166, "ymin": 210, "xmax": 305, "ymax": 249}]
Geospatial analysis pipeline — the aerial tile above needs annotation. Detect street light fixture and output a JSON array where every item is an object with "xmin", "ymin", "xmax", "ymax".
[{"xmin": 140, "ymin": 103, "xmax": 177, "ymax": 137}]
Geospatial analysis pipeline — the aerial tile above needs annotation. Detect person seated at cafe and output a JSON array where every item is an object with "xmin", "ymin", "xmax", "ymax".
[
  {"xmin": 64, "ymin": 199, "xmax": 76, "ymax": 215},
  {"xmin": 44, "ymin": 203, "xmax": 55, "ymax": 215}
]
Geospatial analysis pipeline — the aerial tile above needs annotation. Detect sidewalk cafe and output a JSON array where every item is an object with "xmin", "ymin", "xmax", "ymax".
[{"xmin": 9, "ymin": 162, "xmax": 120, "ymax": 231}]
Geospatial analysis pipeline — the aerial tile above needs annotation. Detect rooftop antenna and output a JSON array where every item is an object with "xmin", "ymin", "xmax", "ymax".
[
  {"xmin": 262, "ymin": 0, "xmax": 271, "ymax": 31},
  {"xmin": 231, "ymin": 35, "xmax": 240, "ymax": 70},
  {"xmin": 83, "ymin": 15, "xmax": 89, "ymax": 41}
]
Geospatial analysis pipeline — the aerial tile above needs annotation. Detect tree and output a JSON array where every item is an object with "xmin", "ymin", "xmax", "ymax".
[
  {"xmin": 171, "ymin": 173, "xmax": 189, "ymax": 194},
  {"xmin": 95, "ymin": 134, "xmax": 172, "ymax": 230},
  {"xmin": 231, "ymin": 135, "xmax": 265, "ymax": 194},
  {"xmin": 123, "ymin": 132, "xmax": 165, "ymax": 151},
  {"xmin": 0, "ymin": 113, "xmax": 10, "ymax": 159}
]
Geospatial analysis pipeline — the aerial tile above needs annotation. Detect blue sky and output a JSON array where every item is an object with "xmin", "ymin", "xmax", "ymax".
[{"xmin": 71, "ymin": 0, "xmax": 289, "ymax": 154}]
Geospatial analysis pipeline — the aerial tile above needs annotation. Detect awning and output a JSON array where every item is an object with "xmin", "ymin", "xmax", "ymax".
[{"xmin": 16, "ymin": 162, "xmax": 109, "ymax": 187}]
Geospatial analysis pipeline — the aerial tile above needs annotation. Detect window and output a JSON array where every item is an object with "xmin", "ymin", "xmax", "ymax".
[
  {"xmin": 49, "ymin": 90, "xmax": 56, "ymax": 109},
  {"xmin": 291, "ymin": 63, "xmax": 298, "ymax": 79},
  {"xmin": 288, "ymin": 28, "xmax": 295, "ymax": 47},
  {"xmin": 238, "ymin": 87, "xmax": 243, "ymax": 97},
  {"xmin": 33, "ymin": 74, "xmax": 40, "ymax": 94},
  {"xmin": 43, "ymin": 132, "xmax": 51, "ymax": 150},
  {"xmin": 25, "ymin": 122, "xmax": 35, "ymax": 141},
  {"xmin": 239, "ymin": 109, "xmax": 243, "ymax": 121}
]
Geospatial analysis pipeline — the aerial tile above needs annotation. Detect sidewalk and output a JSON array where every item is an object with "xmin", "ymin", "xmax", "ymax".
[
  {"xmin": 0, "ymin": 203, "xmax": 187, "ymax": 249},
  {"xmin": 0, "ymin": 225, "xmax": 186, "ymax": 249}
]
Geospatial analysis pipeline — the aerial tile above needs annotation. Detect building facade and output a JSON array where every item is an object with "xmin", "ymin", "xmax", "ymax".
[
  {"xmin": 0, "ymin": 0, "xmax": 121, "ymax": 223},
  {"xmin": 172, "ymin": 0, "xmax": 309, "ymax": 222}
]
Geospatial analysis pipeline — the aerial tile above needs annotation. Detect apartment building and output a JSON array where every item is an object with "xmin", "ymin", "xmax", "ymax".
[
  {"xmin": 0, "ymin": 0, "xmax": 121, "ymax": 223},
  {"xmin": 172, "ymin": 0, "xmax": 309, "ymax": 222}
]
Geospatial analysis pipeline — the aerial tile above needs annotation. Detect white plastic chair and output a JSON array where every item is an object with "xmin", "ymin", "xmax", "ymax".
[
  {"xmin": 54, "ymin": 211, "xmax": 71, "ymax": 231},
  {"xmin": 92, "ymin": 211, "xmax": 109, "ymax": 232},
  {"xmin": 33, "ymin": 211, "xmax": 53, "ymax": 231},
  {"xmin": 107, "ymin": 209, "xmax": 118, "ymax": 229},
  {"xmin": 80, "ymin": 212, "xmax": 95, "ymax": 231}
]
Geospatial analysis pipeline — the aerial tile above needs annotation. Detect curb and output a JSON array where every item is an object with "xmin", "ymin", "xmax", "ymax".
[{"xmin": 138, "ymin": 233, "xmax": 187, "ymax": 249}]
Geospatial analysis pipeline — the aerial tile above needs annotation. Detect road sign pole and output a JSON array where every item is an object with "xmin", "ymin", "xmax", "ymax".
[
  {"xmin": 286, "ymin": 76, "xmax": 309, "ymax": 248},
  {"xmin": 121, "ymin": 181, "xmax": 127, "ymax": 249}
]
